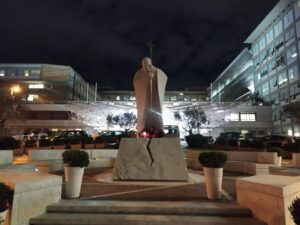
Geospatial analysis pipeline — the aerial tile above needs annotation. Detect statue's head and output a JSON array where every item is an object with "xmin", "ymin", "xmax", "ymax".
[{"xmin": 142, "ymin": 57, "xmax": 153, "ymax": 73}]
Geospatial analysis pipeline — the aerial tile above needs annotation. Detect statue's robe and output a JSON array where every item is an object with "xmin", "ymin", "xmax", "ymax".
[{"xmin": 133, "ymin": 67, "xmax": 167, "ymax": 134}]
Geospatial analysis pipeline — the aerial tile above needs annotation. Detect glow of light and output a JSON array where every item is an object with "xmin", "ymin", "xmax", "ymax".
[
  {"xmin": 288, "ymin": 129, "xmax": 293, "ymax": 136},
  {"xmin": 248, "ymin": 81, "xmax": 255, "ymax": 93},
  {"xmin": 11, "ymin": 85, "xmax": 21, "ymax": 95},
  {"xmin": 295, "ymin": 132, "xmax": 300, "ymax": 137},
  {"xmin": 179, "ymin": 93, "xmax": 184, "ymax": 96},
  {"xmin": 292, "ymin": 53, "xmax": 298, "ymax": 58}
]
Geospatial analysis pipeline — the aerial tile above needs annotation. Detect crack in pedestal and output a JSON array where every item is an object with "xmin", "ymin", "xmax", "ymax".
[{"xmin": 146, "ymin": 138, "xmax": 154, "ymax": 167}]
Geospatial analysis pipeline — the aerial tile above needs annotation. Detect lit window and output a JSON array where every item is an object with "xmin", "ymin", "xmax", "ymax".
[
  {"xmin": 24, "ymin": 70, "xmax": 29, "ymax": 77},
  {"xmin": 170, "ymin": 96, "xmax": 177, "ymax": 101},
  {"xmin": 130, "ymin": 96, "xmax": 136, "ymax": 101},
  {"xmin": 253, "ymin": 43, "xmax": 259, "ymax": 56},
  {"xmin": 27, "ymin": 94, "xmax": 39, "ymax": 101},
  {"xmin": 240, "ymin": 113, "xmax": 256, "ymax": 122},
  {"xmin": 284, "ymin": 10, "xmax": 294, "ymax": 28},
  {"xmin": 287, "ymin": 45, "xmax": 297, "ymax": 64},
  {"xmin": 259, "ymin": 37, "xmax": 266, "ymax": 51},
  {"xmin": 262, "ymin": 82, "xmax": 269, "ymax": 95},
  {"xmin": 116, "ymin": 96, "xmax": 120, "ymax": 100},
  {"xmin": 231, "ymin": 113, "xmax": 239, "ymax": 121},
  {"xmin": 30, "ymin": 70, "xmax": 41, "ymax": 75},
  {"xmin": 0, "ymin": 70, "xmax": 4, "ymax": 77},
  {"xmin": 266, "ymin": 29, "xmax": 274, "ymax": 44},
  {"xmin": 29, "ymin": 84, "xmax": 44, "ymax": 89},
  {"xmin": 288, "ymin": 66, "xmax": 297, "ymax": 80},
  {"xmin": 278, "ymin": 72, "xmax": 288, "ymax": 86},
  {"xmin": 274, "ymin": 20, "xmax": 283, "ymax": 37},
  {"xmin": 285, "ymin": 28, "xmax": 295, "ymax": 42}
]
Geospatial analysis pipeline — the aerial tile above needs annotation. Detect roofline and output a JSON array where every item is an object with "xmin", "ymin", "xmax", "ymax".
[
  {"xmin": 0, "ymin": 63, "xmax": 70, "ymax": 68},
  {"xmin": 244, "ymin": 0, "xmax": 291, "ymax": 43}
]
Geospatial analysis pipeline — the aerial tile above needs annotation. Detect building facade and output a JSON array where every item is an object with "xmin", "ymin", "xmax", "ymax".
[
  {"xmin": 245, "ymin": 0, "xmax": 300, "ymax": 136},
  {"xmin": 210, "ymin": 48, "xmax": 254, "ymax": 103},
  {"xmin": 0, "ymin": 64, "xmax": 98, "ymax": 102}
]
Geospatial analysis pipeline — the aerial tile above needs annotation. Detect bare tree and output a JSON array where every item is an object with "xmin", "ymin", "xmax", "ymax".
[
  {"xmin": 174, "ymin": 106, "xmax": 208, "ymax": 135},
  {"xmin": 106, "ymin": 112, "xmax": 137, "ymax": 132}
]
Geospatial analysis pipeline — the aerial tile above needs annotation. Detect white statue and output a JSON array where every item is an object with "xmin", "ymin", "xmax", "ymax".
[{"xmin": 133, "ymin": 57, "xmax": 168, "ymax": 136}]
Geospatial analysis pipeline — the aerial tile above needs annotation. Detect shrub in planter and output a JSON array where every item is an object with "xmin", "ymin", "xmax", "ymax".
[
  {"xmin": 62, "ymin": 150, "xmax": 90, "ymax": 167},
  {"xmin": 289, "ymin": 197, "xmax": 300, "ymax": 225},
  {"xmin": 198, "ymin": 151, "xmax": 228, "ymax": 168},
  {"xmin": 62, "ymin": 150, "xmax": 90, "ymax": 198},
  {"xmin": 0, "ymin": 137, "xmax": 21, "ymax": 150},
  {"xmin": 198, "ymin": 151, "xmax": 228, "ymax": 200},
  {"xmin": 0, "ymin": 182, "xmax": 14, "ymax": 223},
  {"xmin": 267, "ymin": 147, "xmax": 283, "ymax": 157},
  {"xmin": 185, "ymin": 134, "xmax": 208, "ymax": 148}
]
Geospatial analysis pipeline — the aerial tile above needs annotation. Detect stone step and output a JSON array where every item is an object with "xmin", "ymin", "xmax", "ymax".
[
  {"xmin": 46, "ymin": 200, "xmax": 252, "ymax": 217},
  {"xmin": 30, "ymin": 213, "xmax": 266, "ymax": 225}
]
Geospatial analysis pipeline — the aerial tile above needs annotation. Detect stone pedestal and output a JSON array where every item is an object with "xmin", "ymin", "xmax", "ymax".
[
  {"xmin": 237, "ymin": 175, "xmax": 300, "ymax": 225},
  {"xmin": 0, "ymin": 172, "xmax": 62, "ymax": 225},
  {"xmin": 112, "ymin": 138, "xmax": 188, "ymax": 181}
]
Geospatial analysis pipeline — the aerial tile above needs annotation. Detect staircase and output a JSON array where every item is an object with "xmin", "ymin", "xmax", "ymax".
[{"xmin": 30, "ymin": 200, "xmax": 266, "ymax": 225}]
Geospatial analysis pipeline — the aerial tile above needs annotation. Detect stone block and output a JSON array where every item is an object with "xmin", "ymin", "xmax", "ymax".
[
  {"xmin": 28, "ymin": 149, "xmax": 64, "ymax": 161},
  {"xmin": 112, "ymin": 138, "xmax": 188, "ymax": 181},
  {"xmin": 237, "ymin": 175, "xmax": 300, "ymax": 225},
  {"xmin": 0, "ymin": 150, "xmax": 13, "ymax": 165},
  {"xmin": 0, "ymin": 171, "xmax": 62, "ymax": 225}
]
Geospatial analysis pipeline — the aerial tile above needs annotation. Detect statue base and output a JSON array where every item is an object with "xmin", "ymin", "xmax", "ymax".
[{"xmin": 112, "ymin": 138, "xmax": 188, "ymax": 181}]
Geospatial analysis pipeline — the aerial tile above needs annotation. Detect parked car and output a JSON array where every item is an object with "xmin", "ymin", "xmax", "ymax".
[
  {"xmin": 263, "ymin": 134, "xmax": 294, "ymax": 148},
  {"xmin": 95, "ymin": 130, "xmax": 125, "ymax": 148},
  {"xmin": 263, "ymin": 134, "xmax": 295, "ymax": 159},
  {"xmin": 55, "ymin": 130, "xmax": 91, "ymax": 139},
  {"xmin": 164, "ymin": 125, "xmax": 180, "ymax": 138}
]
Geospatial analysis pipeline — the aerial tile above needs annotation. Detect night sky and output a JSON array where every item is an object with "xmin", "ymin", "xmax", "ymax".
[{"xmin": 0, "ymin": 0, "xmax": 278, "ymax": 90}]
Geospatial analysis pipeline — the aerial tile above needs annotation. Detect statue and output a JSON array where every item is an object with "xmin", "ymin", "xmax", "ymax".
[{"xmin": 133, "ymin": 57, "xmax": 168, "ymax": 136}]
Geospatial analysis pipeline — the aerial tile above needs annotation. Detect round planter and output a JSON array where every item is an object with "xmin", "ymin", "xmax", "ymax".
[
  {"xmin": 0, "ymin": 209, "xmax": 8, "ymax": 225},
  {"xmin": 65, "ymin": 166, "xmax": 84, "ymax": 198},
  {"xmin": 292, "ymin": 153, "xmax": 300, "ymax": 168},
  {"xmin": 203, "ymin": 167, "xmax": 223, "ymax": 200}
]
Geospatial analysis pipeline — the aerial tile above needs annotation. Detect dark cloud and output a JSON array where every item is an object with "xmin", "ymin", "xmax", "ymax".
[{"xmin": 0, "ymin": 0, "xmax": 278, "ymax": 90}]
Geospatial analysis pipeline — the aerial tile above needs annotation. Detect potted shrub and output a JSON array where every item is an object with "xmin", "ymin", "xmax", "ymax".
[
  {"xmin": 289, "ymin": 197, "xmax": 300, "ymax": 225},
  {"xmin": 62, "ymin": 150, "xmax": 90, "ymax": 198},
  {"xmin": 267, "ymin": 147, "xmax": 283, "ymax": 166},
  {"xmin": 198, "ymin": 151, "xmax": 228, "ymax": 200},
  {"xmin": 0, "ymin": 182, "xmax": 14, "ymax": 225}
]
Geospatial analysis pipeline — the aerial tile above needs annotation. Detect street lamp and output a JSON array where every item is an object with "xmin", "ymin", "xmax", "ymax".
[{"xmin": 11, "ymin": 85, "xmax": 21, "ymax": 96}]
